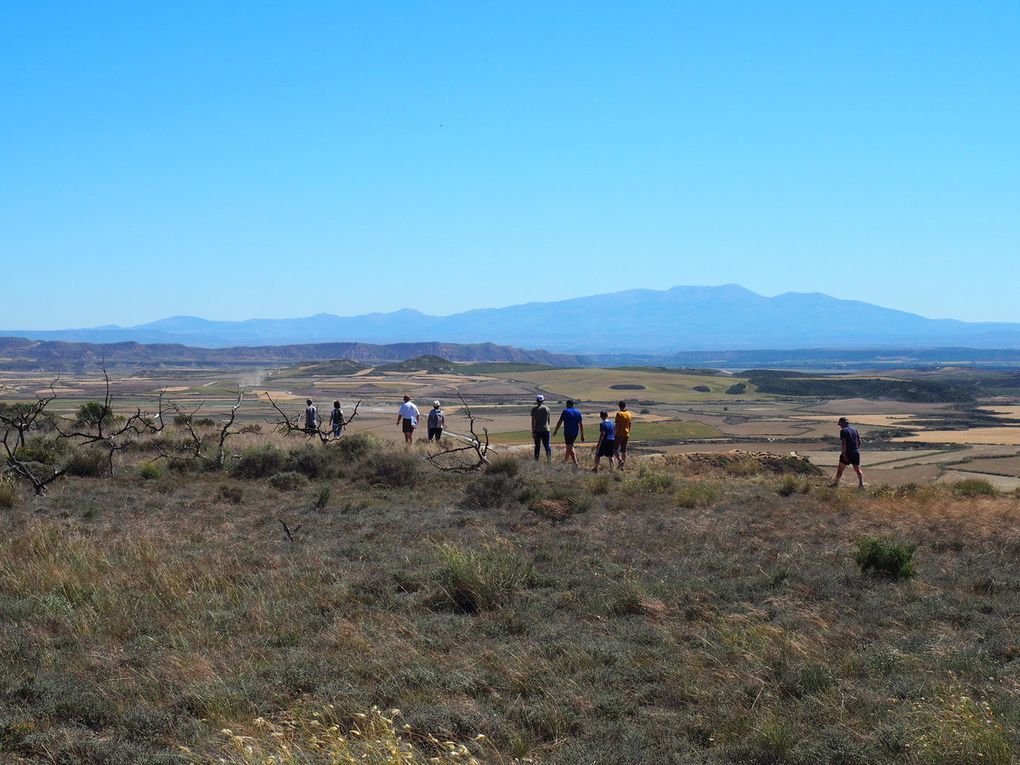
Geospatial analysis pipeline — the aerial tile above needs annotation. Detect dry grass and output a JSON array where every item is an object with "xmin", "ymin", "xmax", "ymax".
[{"xmin": 0, "ymin": 442, "xmax": 1018, "ymax": 764}]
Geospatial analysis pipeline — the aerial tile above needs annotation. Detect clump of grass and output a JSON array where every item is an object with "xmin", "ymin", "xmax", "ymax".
[
  {"xmin": 606, "ymin": 571, "xmax": 668, "ymax": 618},
  {"xmin": 855, "ymin": 537, "xmax": 917, "ymax": 579},
  {"xmin": 313, "ymin": 485, "xmax": 331, "ymax": 510},
  {"xmin": 64, "ymin": 447, "xmax": 108, "ymax": 477},
  {"xmin": 334, "ymin": 432, "xmax": 384, "ymax": 461},
  {"xmin": 269, "ymin": 471, "xmax": 308, "ymax": 491},
  {"xmin": 204, "ymin": 706, "xmax": 487, "ymax": 764},
  {"xmin": 216, "ymin": 484, "xmax": 245, "ymax": 504},
  {"xmin": 0, "ymin": 478, "xmax": 18, "ymax": 509},
  {"xmin": 725, "ymin": 458, "xmax": 763, "ymax": 476},
  {"xmin": 435, "ymin": 540, "xmax": 537, "ymax": 612},
  {"xmin": 951, "ymin": 478, "xmax": 997, "ymax": 498},
  {"xmin": 461, "ymin": 471, "xmax": 521, "ymax": 510},
  {"xmin": 631, "ymin": 469, "xmax": 675, "ymax": 495},
  {"xmin": 674, "ymin": 481, "xmax": 717, "ymax": 508},
  {"xmin": 777, "ymin": 475, "xmax": 811, "ymax": 496},
  {"xmin": 905, "ymin": 694, "xmax": 1014, "ymax": 765},
  {"xmin": 361, "ymin": 451, "xmax": 421, "ymax": 488},
  {"xmin": 137, "ymin": 461, "xmax": 162, "ymax": 480},
  {"xmin": 484, "ymin": 455, "xmax": 520, "ymax": 476}
]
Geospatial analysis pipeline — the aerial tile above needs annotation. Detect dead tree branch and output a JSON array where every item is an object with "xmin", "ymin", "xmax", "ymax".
[
  {"xmin": 265, "ymin": 393, "xmax": 360, "ymax": 444},
  {"xmin": 0, "ymin": 381, "xmax": 67, "ymax": 494},
  {"xmin": 425, "ymin": 392, "xmax": 493, "ymax": 472}
]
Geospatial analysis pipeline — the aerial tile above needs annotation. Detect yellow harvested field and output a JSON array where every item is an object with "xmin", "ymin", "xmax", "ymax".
[
  {"xmin": 978, "ymin": 405, "xmax": 1020, "ymax": 419},
  {"xmin": 894, "ymin": 427, "xmax": 1020, "ymax": 446}
]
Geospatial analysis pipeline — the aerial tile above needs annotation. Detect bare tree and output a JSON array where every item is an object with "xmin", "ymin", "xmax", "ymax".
[
  {"xmin": 265, "ymin": 392, "xmax": 360, "ymax": 444},
  {"xmin": 56, "ymin": 364, "xmax": 167, "ymax": 475},
  {"xmin": 0, "ymin": 382, "xmax": 66, "ymax": 494},
  {"xmin": 425, "ymin": 392, "xmax": 493, "ymax": 472},
  {"xmin": 158, "ymin": 388, "xmax": 247, "ymax": 470}
]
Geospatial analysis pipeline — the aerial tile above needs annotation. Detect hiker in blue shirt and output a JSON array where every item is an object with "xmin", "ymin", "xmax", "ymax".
[
  {"xmin": 831, "ymin": 416, "xmax": 864, "ymax": 489},
  {"xmin": 592, "ymin": 410, "xmax": 618, "ymax": 472},
  {"xmin": 552, "ymin": 400, "xmax": 585, "ymax": 466}
]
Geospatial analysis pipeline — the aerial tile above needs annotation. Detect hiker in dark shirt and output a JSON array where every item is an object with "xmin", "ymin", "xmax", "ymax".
[
  {"xmin": 329, "ymin": 401, "xmax": 344, "ymax": 439},
  {"xmin": 831, "ymin": 416, "xmax": 864, "ymax": 488},
  {"xmin": 531, "ymin": 395, "xmax": 552, "ymax": 462}
]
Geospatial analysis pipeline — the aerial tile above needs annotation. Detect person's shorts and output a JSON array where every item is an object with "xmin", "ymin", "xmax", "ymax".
[
  {"xmin": 839, "ymin": 453, "xmax": 861, "ymax": 467},
  {"xmin": 428, "ymin": 427, "xmax": 442, "ymax": 441},
  {"xmin": 597, "ymin": 440, "xmax": 617, "ymax": 458},
  {"xmin": 402, "ymin": 420, "xmax": 415, "ymax": 434},
  {"xmin": 564, "ymin": 433, "xmax": 578, "ymax": 446}
]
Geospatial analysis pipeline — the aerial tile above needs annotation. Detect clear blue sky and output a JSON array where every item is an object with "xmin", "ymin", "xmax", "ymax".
[{"xmin": 2, "ymin": 1, "xmax": 1018, "ymax": 329}]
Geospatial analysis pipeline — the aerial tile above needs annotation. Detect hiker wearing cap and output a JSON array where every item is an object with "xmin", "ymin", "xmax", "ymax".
[
  {"xmin": 329, "ymin": 400, "xmax": 345, "ymax": 439},
  {"xmin": 531, "ymin": 395, "xmax": 552, "ymax": 462},
  {"xmin": 831, "ymin": 417, "xmax": 864, "ymax": 488},
  {"xmin": 427, "ymin": 401, "xmax": 445, "ymax": 442},
  {"xmin": 552, "ymin": 400, "xmax": 585, "ymax": 466},
  {"xmin": 396, "ymin": 395, "xmax": 421, "ymax": 445},
  {"xmin": 304, "ymin": 399, "xmax": 319, "ymax": 434},
  {"xmin": 614, "ymin": 401, "xmax": 633, "ymax": 469},
  {"xmin": 592, "ymin": 410, "xmax": 618, "ymax": 472}
]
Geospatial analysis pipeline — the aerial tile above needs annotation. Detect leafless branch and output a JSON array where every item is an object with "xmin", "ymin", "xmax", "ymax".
[
  {"xmin": 425, "ymin": 392, "xmax": 493, "ymax": 472},
  {"xmin": 265, "ymin": 392, "xmax": 361, "ymax": 444}
]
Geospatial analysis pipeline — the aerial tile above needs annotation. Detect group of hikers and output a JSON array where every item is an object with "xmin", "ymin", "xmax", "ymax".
[{"xmin": 302, "ymin": 394, "xmax": 865, "ymax": 484}]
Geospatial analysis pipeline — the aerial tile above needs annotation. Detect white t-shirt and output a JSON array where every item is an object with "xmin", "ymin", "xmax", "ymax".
[{"xmin": 398, "ymin": 401, "xmax": 420, "ymax": 425}]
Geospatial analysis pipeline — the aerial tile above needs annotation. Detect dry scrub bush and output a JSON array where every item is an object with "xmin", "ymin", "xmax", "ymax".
[
  {"xmin": 435, "ymin": 540, "xmax": 537, "ymax": 612},
  {"xmin": 0, "ymin": 477, "xmax": 17, "ymax": 508},
  {"xmin": 950, "ymin": 478, "xmax": 997, "ymax": 498},
  {"xmin": 200, "ymin": 706, "xmax": 490, "ymax": 765},
  {"xmin": 64, "ymin": 447, "xmax": 109, "ymax": 477}
]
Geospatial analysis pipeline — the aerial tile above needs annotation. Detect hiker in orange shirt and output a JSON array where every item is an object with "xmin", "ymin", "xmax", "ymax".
[{"xmin": 614, "ymin": 401, "xmax": 633, "ymax": 469}]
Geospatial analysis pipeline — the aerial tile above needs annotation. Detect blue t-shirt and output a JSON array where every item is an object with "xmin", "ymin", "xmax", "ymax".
[
  {"xmin": 560, "ymin": 407, "xmax": 583, "ymax": 437},
  {"xmin": 840, "ymin": 425, "xmax": 861, "ymax": 455},
  {"xmin": 600, "ymin": 419, "xmax": 616, "ymax": 441}
]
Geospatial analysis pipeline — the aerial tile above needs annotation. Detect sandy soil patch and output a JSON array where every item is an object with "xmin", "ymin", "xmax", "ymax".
[{"xmin": 894, "ymin": 427, "xmax": 1020, "ymax": 446}]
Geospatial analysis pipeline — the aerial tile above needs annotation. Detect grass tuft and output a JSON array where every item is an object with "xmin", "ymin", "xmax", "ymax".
[
  {"xmin": 855, "ymin": 537, "xmax": 917, "ymax": 579},
  {"xmin": 435, "ymin": 540, "xmax": 537, "ymax": 612}
]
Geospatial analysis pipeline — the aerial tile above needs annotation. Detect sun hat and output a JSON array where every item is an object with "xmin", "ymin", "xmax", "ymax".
[
  {"xmin": 536, "ymin": 395, "xmax": 544, "ymax": 402},
  {"xmin": 433, "ymin": 400, "xmax": 441, "ymax": 407}
]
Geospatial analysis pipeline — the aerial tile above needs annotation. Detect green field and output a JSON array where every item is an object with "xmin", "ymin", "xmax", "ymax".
[
  {"xmin": 510, "ymin": 368, "xmax": 759, "ymax": 403},
  {"xmin": 491, "ymin": 419, "xmax": 722, "ymax": 444}
]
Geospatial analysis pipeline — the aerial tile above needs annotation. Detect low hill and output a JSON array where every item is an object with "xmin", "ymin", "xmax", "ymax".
[
  {"xmin": 268, "ymin": 359, "xmax": 370, "ymax": 378},
  {"xmin": 0, "ymin": 337, "xmax": 582, "ymax": 372},
  {"xmin": 374, "ymin": 355, "xmax": 456, "ymax": 374}
]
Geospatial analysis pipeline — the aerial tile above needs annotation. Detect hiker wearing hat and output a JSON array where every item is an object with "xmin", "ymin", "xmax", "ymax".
[
  {"xmin": 831, "ymin": 416, "xmax": 864, "ymax": 489},
  {"xmin": 427, "ymin": 401, "xmax": 445, "ymax": 442},
  {"xmin": 396, "ymin": 395, "xmax": 421, "ymax": 446},
  {"xmin": 530, "ymin": 395, "xmax": 552, "ymax": 462}
]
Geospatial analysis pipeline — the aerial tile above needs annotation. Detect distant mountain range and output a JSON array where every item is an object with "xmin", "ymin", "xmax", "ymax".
[{"xmin": 5, "ymin": 285, "xmax": 1020, "ymax": 353}]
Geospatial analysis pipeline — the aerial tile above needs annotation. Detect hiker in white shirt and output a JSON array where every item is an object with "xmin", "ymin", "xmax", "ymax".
[{"xmin": 396, "ymin": 395, "xmax": 421, "ymax": 445}]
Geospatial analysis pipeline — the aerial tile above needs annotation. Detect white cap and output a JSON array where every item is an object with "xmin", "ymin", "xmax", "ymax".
[
  {"xmin": 433, "ymin": 400, "xmax": 441, "ymax": 407},
  {"xmin": 536, "ymin": 394, "xmax": 544, "ymax": 402}
]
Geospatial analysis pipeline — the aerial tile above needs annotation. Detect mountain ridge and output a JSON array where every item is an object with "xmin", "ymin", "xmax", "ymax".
[{"xmin": 5, "ymin": 285, "xmax": 1020, "ymax": 352}]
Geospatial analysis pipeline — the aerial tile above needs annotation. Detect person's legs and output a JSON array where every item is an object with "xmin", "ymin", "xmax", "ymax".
[
  {"xmin": 832, "ymin": 461, "xmax": 846, "ymax": 486},
  {"xmin": 617, "ymin": 437, "xmax": 628, "ymax": 468},
  {"xmin": 541, "ymin": 431, "xmax": 552, "ymax": 461},
  {"xmin": 533, "ymin": 432, "xmax": 541, "ymax": 461},
  {"xmin": 853, "ymin": 464, "xmax": 864, "ymax": 487}
]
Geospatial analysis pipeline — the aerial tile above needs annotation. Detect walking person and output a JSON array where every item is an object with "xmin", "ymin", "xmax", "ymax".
[
  {"xmin": 329, "ymin": 400, "xmax": 345, "ymax": 439},
  {"xmin": 552, "ymin": 400, "xmax": 584, "ymax": 466},
  {"xmin": 592, "ymin": 410, "xmax": 617, "ymax": 472},
  {"xmin": 303, "ymin": 399, "xmax": 319, "ymax": 434},
  {"xmin": 396, "ymin": 395, "xmax": 420, "ymax": 446},
  {"xmin": 614, "ymin": 401, "xmax": 633, "ymax": 469},
  {"xmin": 531, "ymin": 395, "xmax": 552, "ymax": 462},
  {"xmin": 427, "ymin": 400, "xmax": 445, "ymax": 442},
  {"xmin": 831, "ymin": 416, "xmax": 865, "ymax": 489}
]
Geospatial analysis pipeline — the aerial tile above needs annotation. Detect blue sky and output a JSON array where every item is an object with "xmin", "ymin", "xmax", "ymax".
[{"xmin": 2, "ymin": 1, "xmax": 1018, "ymax": 329}]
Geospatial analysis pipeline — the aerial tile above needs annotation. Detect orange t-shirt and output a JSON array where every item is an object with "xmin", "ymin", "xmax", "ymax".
[{"xmin": 615, "ymin": 410, "xmax": 633, "ymax": 438}]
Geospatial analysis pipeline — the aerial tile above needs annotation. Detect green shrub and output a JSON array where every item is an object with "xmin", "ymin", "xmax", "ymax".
[
  {"xmin": 461, "ymin": 472, "xmax": 521, "ymax": 510},
  {"xmin": 0, "ymin": 479, "xmax": 17, "ymax": 509},
  {"xmin": 855, "ymin": 537, "xmax": 917, "ymax": 579},
  {"xmin": 232, "ymin": 445, "xmax": 284, "ymax": 479},
  {"xmin": 777, "ymin": 475, "xmax": 810, "ymax": 496},
  {"xmin": 484, "ymin": 455, "xmax": 520, "ymax": 477},
  {"xmin": 950, "ymin": 478, "xmax": 997, "ymax": 498},
  {"xmin": 674, "ymin": 482, "xmax": 717, "ymax": 508},
  {"xmin": 726, "ymin": 382, "xmax": 747, "ymax": 395},
  {"xmin": 269, "ymin": 471, "xmax": 308, "ymax": 491},
  {"xmin": 334, "ymin": 433, "xmax": 384, "ymax": 461},
  {"xmin": 435, "ymin": 540, "xmax": 537, "ymax": 612},
  {"xmin": 313, "ymin": 485, "xmax": 331, "ymax": 510},
  {"xmin": 631, "ymin": 470, "xmax": 675, "ymax": 495},
  {"xmin": 285, "ymin": 444, "xmax": 334, "ymax": 479},
  {"xmin": 17, "ymin": 435, "xmax": 69, "ymax": 466},
  {"xmin": 361, "ymin": 451, "xmax": 421, "ymax": 488},
  {"xmin": 216, "ymin": 484, "xmax": 245, "ymax": 504},
  {"xmin": 65, "ymin": 448, "xmax": 108, "ymax": 477},
  {"xmin": 137, "ymin": 462, "xmax": 162, "ymax": 480}
]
